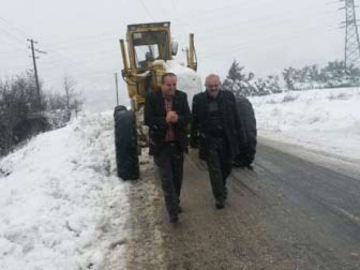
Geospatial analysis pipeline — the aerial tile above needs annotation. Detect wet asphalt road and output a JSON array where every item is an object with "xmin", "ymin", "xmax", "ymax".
[{"xmin": 127, "ymin": 140, "xmax": 360, "ymax": 270}]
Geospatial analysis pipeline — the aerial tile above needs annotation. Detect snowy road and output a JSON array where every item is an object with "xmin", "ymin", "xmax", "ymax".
[{"xmin": 127, "ymin": 139, "xmax": 360, "ymax": 270}]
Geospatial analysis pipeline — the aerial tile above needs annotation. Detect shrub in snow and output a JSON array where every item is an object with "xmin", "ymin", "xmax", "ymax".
[
  {"xmin": 282, "ymin": 61, "xmax": 360, "ymax": 91},
  {"xmin": 223, "ymin": 60, "xmax": 282, "ymax": 97},
  {"xmin": 281, "ymin": 94, "xmax": 299, "ymax": 103},
  {"xmin": 254, "ymin": 75, "xmax": 282, "ymax": 96},
  {"xmin": 222, "ymin": 60, "xmax": 256, "ymax": 97},
  {"xmin": 328, "ymin": 92, "xmax": 351, "ymax": 101}
]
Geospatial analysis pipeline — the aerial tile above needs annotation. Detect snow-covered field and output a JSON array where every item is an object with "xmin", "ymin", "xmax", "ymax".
[
  {"xmin": 251, "ymin": 87, "xmax": 360, "ymax": 163},
  {"xmin": 0, "ymin": 112, "xmax": 131, "ymax": 270}
]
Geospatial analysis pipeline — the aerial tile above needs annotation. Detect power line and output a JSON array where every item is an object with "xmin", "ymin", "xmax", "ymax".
[
  {"xmin": 170, "ymin": 0, "xmax": 187, "ymax": 42},
  {"xmin": 0, "ymin": 17, "xmax": 86, "ymax": 74},
  {"xmin": 137, "ymin": 0, "xmax": 155, "ymax": 21},
  {"xmin": 198, "ymin": 24, "xmax": 339, "ymax": 60},
  {"xmin": 195, "ymin": 4, "xmax": 338, "ymax": 39},
  {"xmin": 44, "ymin": 32, "xmax": 120, "ymax": 50},
  {"xmin": 0, "ymin": 17, "xmax": 124, "ymax": 99},
  {"xmin": 2, "ymin": 3, "xmax": 334, "ymax": 61},
  {"xmin": 173, "ymin": 0, "xmax": 271, "ymax": 29},
  {"xmin": 0, "ymin": 18, "xmax": 30, "ymax": 52},
  {"xmin": 0, "ymin": 16, "xmax": 29, "ymax": 38},
  {"xmin": 0, "ymin": 25, "xmax": 28, "ymax": 52}
]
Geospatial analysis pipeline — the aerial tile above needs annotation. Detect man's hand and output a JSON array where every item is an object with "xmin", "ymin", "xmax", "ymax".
[{"xmin": 166, "ymin": 111, "xmax": 178, "ymax": 123}]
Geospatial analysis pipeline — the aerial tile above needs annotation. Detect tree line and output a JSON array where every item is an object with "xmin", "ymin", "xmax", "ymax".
[
  {"xmin": 0, "ymin": 71, "xmax": 83, "ymax": 156},
  {"xmin": 223, "ymin": 60, "xmax": 360, "ymax": 97}
]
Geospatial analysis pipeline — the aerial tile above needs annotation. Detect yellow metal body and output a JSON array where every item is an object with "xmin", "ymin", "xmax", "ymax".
[
  {"xmin": 119, "ymin": 21, "xmax": 197, "ymax": 112},
  {"xmin": 188, "ymin": 33, "xmax": 197, "ymax": 71},
  {"xmin": 120, "ymin": 22, "xmax": 171, "ymax": 110}
]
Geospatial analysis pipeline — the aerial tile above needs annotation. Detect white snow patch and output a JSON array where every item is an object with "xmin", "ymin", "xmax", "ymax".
[
  {"xmin": 0, "ymin": 112, "xmax": 130, "ymax": 270},
  {"xmin": 250, "ymin": 87, "xmax": 360, "ymax": 162}
]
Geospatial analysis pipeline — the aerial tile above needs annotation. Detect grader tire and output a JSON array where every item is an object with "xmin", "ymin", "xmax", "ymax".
[
  {"xmin": 234, "ymin": 97, "xmax": 257, "ymax": 168},
  {"xmin": 114, "ymin": 105, "xmax": 139, "ymax": 180}
]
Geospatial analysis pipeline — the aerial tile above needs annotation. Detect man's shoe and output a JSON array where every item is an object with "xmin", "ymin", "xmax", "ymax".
[
  {"xmin": 169, "ymin": 215, "xmax": 179, "ymax": 223},
  {"xmin": 215, "ymin": 200, "xmax": 225, "ymax": 209}
]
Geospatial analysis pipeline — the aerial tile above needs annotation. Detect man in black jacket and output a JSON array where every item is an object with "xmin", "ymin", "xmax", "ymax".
[
  {"xmin": 144, "ymin": 72, "xmax": 191, "ymax": 223},
  {"xmin": 190, "ymin": 74, "xmax": 242, "ymax": 209}
]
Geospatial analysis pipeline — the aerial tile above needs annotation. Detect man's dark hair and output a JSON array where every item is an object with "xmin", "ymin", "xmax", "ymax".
[{"xmin": 161, "ymin": 72, "xmax": 177, "ymax": 84}]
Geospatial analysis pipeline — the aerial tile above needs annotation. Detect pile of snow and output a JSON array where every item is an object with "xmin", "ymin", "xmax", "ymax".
[
  {"xmin": 250, "ymin": 87, "xmax": 360, "ymax": 161},
  {"xmin": 0, "ymin": 112, "xmax": 130, "ymax": 270},
  {"xmin": 164, "ymin": 60, "xmax": 202, "ymax": 106}
]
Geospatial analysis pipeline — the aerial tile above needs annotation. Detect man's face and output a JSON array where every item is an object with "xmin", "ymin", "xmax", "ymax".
[
  {"xmin": 161, "ymin": 75, "xmax": 177, "ymax": 98},
  {"xmin": 206, "ymin": 76, "xmax": 221, "ymax": 98}
]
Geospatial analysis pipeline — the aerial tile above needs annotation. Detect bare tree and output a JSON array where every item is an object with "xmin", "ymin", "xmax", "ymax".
[{"xmin": 63, "ymin": 76, "xmax": 84, "ymax": 119}]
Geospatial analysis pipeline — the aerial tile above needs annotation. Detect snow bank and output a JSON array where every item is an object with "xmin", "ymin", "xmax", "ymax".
[
  {"xmin": 250, "ymin": 87, "xmax": 360, "ymax": 161},
  {"xmin": 0, "ymin": 112, "xmax": 130, "ymax": 270}
]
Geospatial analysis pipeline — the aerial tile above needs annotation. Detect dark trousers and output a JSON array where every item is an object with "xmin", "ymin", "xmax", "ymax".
[
  {"xmin": 206, "ymin": 137, "xmax": 232, "ymax": 202},
  {"xmin": 154, "ymin": 142, "xmax": 184, "ymax": 216}
]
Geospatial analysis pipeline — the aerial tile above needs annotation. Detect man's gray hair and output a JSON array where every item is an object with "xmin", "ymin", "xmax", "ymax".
[{"xmin": 205, "ymin": 74, "xmax": 221, "ymax": 86}]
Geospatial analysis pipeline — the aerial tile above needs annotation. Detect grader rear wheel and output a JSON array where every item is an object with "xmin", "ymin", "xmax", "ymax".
[{"xmin": 234, "ymin": 97, "xmax": 257, "ymax": 168}]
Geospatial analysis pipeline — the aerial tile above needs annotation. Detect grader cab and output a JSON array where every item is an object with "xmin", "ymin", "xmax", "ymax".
[{"xmin": 114, "ymin": 22, "xmax": 197, "ymax": 180}]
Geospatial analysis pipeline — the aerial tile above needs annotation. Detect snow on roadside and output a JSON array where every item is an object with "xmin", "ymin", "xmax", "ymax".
[
  {"xmin": 250, "ymin": 87, "xmax": 360, "ymax": 162},
  {"xmin": 0, "ymin": 112, "xmax": 130, "ymax": 270}
]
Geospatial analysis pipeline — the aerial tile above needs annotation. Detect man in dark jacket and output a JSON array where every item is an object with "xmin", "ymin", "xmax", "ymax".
[
  {"xmin": 190, "ymin": 74, "xmax": 242, "ymax": 209},
  {"xmin": 144, "ymin": 72, "xmax": 191, "ymax": 223}
]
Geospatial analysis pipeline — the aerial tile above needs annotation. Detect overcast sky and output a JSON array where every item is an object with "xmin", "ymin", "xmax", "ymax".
[{"xmin": 0, "ymin": 0, "xmax": 349, "ymax": 112}]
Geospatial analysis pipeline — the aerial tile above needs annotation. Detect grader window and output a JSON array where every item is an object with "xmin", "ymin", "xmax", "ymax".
[
  {"xmin": 134, "ymin": 45, "xmax": 159, "ymax": 67},
  {"xmin": 132, "ymin": 31, "xmax": 169, "ymax": 69}
]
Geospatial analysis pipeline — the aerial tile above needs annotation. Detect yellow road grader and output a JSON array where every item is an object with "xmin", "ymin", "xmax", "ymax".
[{"xmin": 114, "ymin": 22, "xmax": 197, "ymax": 180}]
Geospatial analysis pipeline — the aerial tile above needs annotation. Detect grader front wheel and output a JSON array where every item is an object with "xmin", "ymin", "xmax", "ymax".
[{"xmin": 114, "ymin": 105, "xmax": 140, "ymax": 180}]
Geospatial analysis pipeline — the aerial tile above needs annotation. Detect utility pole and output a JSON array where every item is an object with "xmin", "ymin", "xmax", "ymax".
[
  {"xmin": 115, "ymin": 72, "xmax": 119, "ymax": 106},
  {"xmin": 28, "ymin": 39, "xmax": 46, "ymax": 110},
  {"xmin": 341, "ymin": 0, "xmax": 360, "ymax": 71}
]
